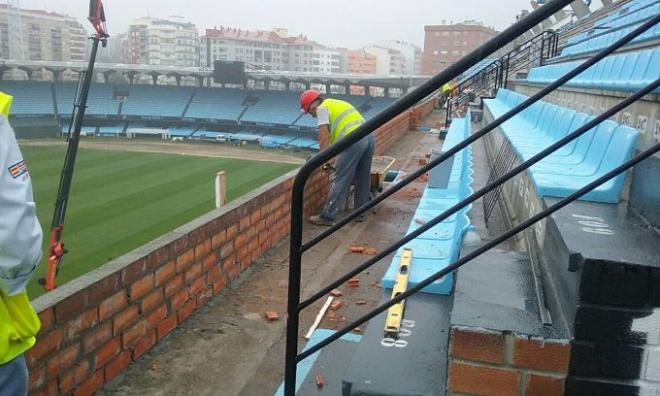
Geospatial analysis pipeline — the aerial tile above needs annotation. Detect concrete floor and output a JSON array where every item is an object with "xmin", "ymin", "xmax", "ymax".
[{"xmin": 99, "ymin": 121, "xmax": 440, "ymax": 396}]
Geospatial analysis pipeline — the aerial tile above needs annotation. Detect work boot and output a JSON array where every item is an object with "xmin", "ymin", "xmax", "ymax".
[{"xmin": 309, "ymin": 215, "xmax": 335, "ymax": 226}]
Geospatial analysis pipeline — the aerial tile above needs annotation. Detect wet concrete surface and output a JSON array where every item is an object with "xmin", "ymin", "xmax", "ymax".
[{"xmin": 99, "ymin": 127, "xmax": 439, "ymax": 396}]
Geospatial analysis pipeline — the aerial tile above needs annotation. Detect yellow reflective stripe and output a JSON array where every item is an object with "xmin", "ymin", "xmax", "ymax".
[
  {"xmin": 338, "ymin": 118, "xmax": 364, "ymax": 139},
  {"xmin": 330, "ymin": 108, "xmax": 358, "ymax": 137}
]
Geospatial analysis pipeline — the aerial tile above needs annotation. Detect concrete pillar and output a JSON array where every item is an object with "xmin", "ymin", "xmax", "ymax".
[
  {"xmin": 127, "ymin": 72, "xmax": 138, "ymax": 84},
  {"xmin": 285, "ymin": 80, "xmax": 291, "ymax": 91},
  {"xmin": 304, "ymin": 81, "xmax": 310, "ymax": 90},
  {"xmin": 570, "ymin": 1, "xmax": 590, "ymax": 18},
  {"xmin": 385, "ymin": 87, "xmax": 391, "ymax": 98},
  {"xmin": 325, "ymin": 83, "xmax": 332, "ymax": 94},
  {"xmin": 196, "ymin": 75, "xmax": 205, "ymax": 87},
  {"xmin": 150, "ymin": 73, "xmax": 159, "ymax": 85},
  {"xmin": 174, "ymin": 75, "xmax": 182, "ymax": 86},
  {"xmin": 364, "ymin": 85, "xmax": 371, "ymax": 96}
]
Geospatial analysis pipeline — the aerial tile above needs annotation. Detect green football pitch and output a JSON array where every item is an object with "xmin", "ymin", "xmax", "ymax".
[{"xmin": 19, "ymin": 145, "xmax": 297, "ymax": 298}]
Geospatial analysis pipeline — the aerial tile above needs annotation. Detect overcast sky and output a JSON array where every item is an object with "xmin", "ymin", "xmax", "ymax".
[{"xmin": 16, "ymin": 0, "xmax": 602, "ymax": 49}]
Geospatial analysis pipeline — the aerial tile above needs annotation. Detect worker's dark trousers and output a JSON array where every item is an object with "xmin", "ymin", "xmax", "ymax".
[
  {"xmin": 0, "ymin": 354, "xmax": 28, "ymax": 396},
  {"xmin": 322, "ymin": 133, "xmax": 375, "ymax": 220}
]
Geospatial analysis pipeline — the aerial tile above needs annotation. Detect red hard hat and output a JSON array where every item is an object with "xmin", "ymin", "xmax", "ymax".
[{"xmin": 300, "ymin": 89, "xmax": 321, "ymax": 113}]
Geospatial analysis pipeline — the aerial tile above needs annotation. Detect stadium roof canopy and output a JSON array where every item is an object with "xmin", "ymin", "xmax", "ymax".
[{"xmin": 0, "ymin": 60, "xmax": 431, "ymax": 89}]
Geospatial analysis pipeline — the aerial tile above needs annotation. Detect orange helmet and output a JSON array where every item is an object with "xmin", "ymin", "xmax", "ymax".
[{"xmin": 300, "ymin": 89, "xmax": 321, "ymax": 113}]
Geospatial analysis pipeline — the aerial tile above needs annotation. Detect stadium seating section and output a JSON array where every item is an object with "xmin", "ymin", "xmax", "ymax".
[
  {"xmin": 484, "ymin": 89, "xmax": 638, "ymax": 203},
  {"xmin": 381, "ymin": 113, "xmax": 473, "ymax": 294}
]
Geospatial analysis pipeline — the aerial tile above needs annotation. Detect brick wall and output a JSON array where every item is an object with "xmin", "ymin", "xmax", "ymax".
[
  {"xmin": 566, "ymin": 260, "xmax": 660, "ymax": 395},
  {"xmin": 410, "ymin": 97, "xmax": 437, "ymax": 129},
  {"xmin": 448, "ymin": 326, "xmax": 571, "ymax": 396},
  {"xmin": 25, "ymin": 108, "xmax": 416, "ymax": 396}
]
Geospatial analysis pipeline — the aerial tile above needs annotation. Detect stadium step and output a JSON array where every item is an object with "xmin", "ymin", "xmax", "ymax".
[
  {"xmin": 274, "ymin": 330, "xmax": 361, "ymax": 396},
  {"xmin": 342, "ymin": 291, "xmax": 452, "ymax": 396},
  {"xmin": 181, "ymin": 87, "xmax": 197, "ymax": 118}
]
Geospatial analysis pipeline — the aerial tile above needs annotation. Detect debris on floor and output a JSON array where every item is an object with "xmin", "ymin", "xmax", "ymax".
[
  {"xmin": 352, "ymin": 327, "xmax": 364, "ymax": 335},
  {"xmin": 330, "ymin": 300, "xmax": 343, "ymax": 311},
  {"xmin": 349, "ymin": 244, "xmax": 365, "ymax": 254},
  {"xmin": 347, "ymin": 278, "xmax": 360, "ymax": 288},
  {"xmin": 415, "ymin": 218, "xmax": 427, "ymax": 225},
  {"xmin": 264, "ymin": 311, "xmax": 280, "ymax": 321},
  {"xmin": 330, "ymin": 289, "xmax": 343, "ymax": 297},
  {"xmin": 315, "ymin": 373, "xmax": 325, "ymax": 388},
  {"xmin": 356, "ymin": 301, "xmax": 367, "ymax": 305},
  {"xmin": 363, "ymin": 247, "xmax": 378, "ymax": 255}
]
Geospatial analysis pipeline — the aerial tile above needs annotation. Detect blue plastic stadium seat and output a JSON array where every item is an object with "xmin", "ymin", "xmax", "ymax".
[
  {"xmin": 528, "ymin": 47, "xmax": 660, "ymax": 92},
  {"xmin": 484, "ymin": 89, "xmax": 640, "ymax": 203}
]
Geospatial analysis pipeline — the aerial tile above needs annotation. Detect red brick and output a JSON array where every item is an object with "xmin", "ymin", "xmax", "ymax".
[
  {"xmin": 32, "ymin": 379, "xmax": 58, "ymax": 396},
  {"xmin": 27, "ymin": 329, "xmax": 62, "ymax": 364},
  {"xmin": 55, "ymin": 290, "xmax": 89, "ymax": 322},
  {"xmin": 212, "ymin": 276, "xmax": 227, "ymax": 295},
  {"xmin": 235, "ymin": 232, "xmax": 248, "ymax": 249},
  {"xmin": 190, "ymin": 276, "xmax": 205, "ymax": 296},
  {"xmin": 211, "ymin": 229, "xmax": 227, "ymax": 250},
  {"xmin": 73, "ymin": 369, "xmax": 104, "ymax": 396},
  {"xmin": 250, "ymin": 210, "xmax": 261, "ymax": 225},
  {"xmin": 146, "ymin": 245, "xmax": 171, "ymax": 271},
  {"xmin": 175, "ymin": 247, "xmax": 195, "ymax": 273},
  {"xmin": 226, "ymin": 224, "xmax": 238, "ymax": 240},
  {"xmin": 513, "ymin": 337, "xmax": 571, "ymax": 373},
  {"xmin": 121, "ymin": 258, "xmax": 147, "ymax": 285},
  {"xmin": 157, "ymin": 314, "xmax": 178, "ymax": 340},
  {"xmin": 155, "ymin": 260, "xmax": 176, "ymax": 286},
  {"xmin": 164, "ymin": 274, "xmax": 184, "ymax": 297},
  {"xmin": 89, "ymin": 272, "xmax": 121, "ymax": 302},
  {"xmin": 170, "ymin": 288, "xmax": 190, "ymax": 311},
  {"xmin": 330, "ymin": 300, "xmax": 343, "ymax": 311},
  {"xmin": 37, "ymin": 308, "xmax": 55, "ymax": 332},
  {"xmin": 99, "ymin": 290, "xmax": 128, "ymax": 320},
  {"xmin": 239, "ymin": 216, "xmax": 250, "ymax": 230},
  {"xmin": 46, "ymin": 341, "xmax": 80, "ymax": 377},
  {"xmin": 524, "ymin": 374, "xmax": 565, "ymax": 396},
  {"xmin": 451, "ymin": 327, "xmax": 505, "ymax": 364},
  {"xmin": 184, "ymin": 262, "xmax": 203, "ymax": 284},
  {"xmin": 194, "ymin": 239, "xmax": 212, "ymax": 261},
  {"xmin": 177, "ymin": 299, "xmax": 196, "ymax": 323},
  {"xmin": 202, "ymin": 251, "xmax": 219, "ymax": 271},
  {"xmin": 28, "ymin": 364, "xmax": 46, "ymax": 391},
  {"xmin": 264, "ymin": 311, "xmax": 279, "ymax": 321},
  {"xmin": 59, "ymin": 359, "xmax": 91, "ymax": 393},
  {"xmin": 147, "ymin": 304, "xmax": 169, "ymax": 329},
  {"xmin": 141, "ymin": 289, "xmax": 164, "ymax": 314},
  {"xmin": 220, "ymin": 241, "xmax": 234, "ymax": 259},
  {"xmin": 196, "ymin": 287, "xmax": 212, "ymax": 307},
  {"xmin": 133, "ymin": 329, "xmax": 157, "ymax": 360},
  {"xmin": 63, "ymin": 307, "xmax": 99, "ymax": 342},
  {"xmin": 95, "ymin": 337, "xmax": 121, "ymax": 369},
  {"xmin": 113, "ymin": 304, "xmax": 139, "ymax": 335},
  {"xmin": 105, "ymin": 350, "xmax": 132, "ymax": 382},
  {"xmin": 207, "ymin": 265, "xmax": 223, "ymax": 283},
  {"xmin": 122, "ymin": 318, "xmax": 148, "ymax": 348},
  {"xmin": 82, "ymin": 322, "xmax": 112, "ymax": 355},
  {"xmin": 449, "ymin": 362, "xmax": 520, "ymax": 396},
  {"xmin": 129, "ymin": 273, "xmax": 154, "ymax": 301}
]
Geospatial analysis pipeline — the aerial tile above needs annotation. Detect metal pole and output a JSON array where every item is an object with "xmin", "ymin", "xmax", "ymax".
[{"xmin": 283, "ymin": 1, "xmax": 586, "ymax": 393}]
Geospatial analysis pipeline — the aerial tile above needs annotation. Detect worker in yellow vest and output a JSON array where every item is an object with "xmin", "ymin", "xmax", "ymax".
[
  {"xmin": 0, "ymin": 92, "xmax": 43, "ymax": 396},
  {"xmin": 299, "ymin": 89, "xmax": 375, "ymax": 226}
]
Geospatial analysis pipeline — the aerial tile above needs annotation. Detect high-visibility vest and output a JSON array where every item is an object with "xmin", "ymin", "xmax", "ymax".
[
  {"xmin": 319, "ymin": 99, "xmax": 365, "ymax": 144},
  {"xmin": 0, "ymin": 92, "xmax": 41, "ymax": 365},
  {"xmin": 442, "ymin": 83, "xmax": 452, "ymax": 93}
]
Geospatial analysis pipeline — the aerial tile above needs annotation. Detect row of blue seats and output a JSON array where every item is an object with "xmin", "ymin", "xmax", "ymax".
[
  {"xmin": 595, "ymin": 0, "xmax": 659, "ymax": 29},
  {"xmin": 185, "ymin": 88, "xmax": 248, "ymax": 121},
  {"xmin": 0, "ymin": 81, "xmax": 55, "ymax": 115},
  {"xmin": 381, "ymin": 113, "xmax": 473, "ymax": 295},
  {"xmin": 122, "ymin": 85, "xmax": 194, "ymax": 118},
  {"xmin": 561, "ymin": 13, "xmax": 660, "ymax": 57},
  {"xmin": 528, "ymin": 47, "xmax": 659, "ymax": 92},
  {"xmin": 565, "ymin": 0, "xmax": 658, "ymax": 47},
  {"xmin": 484, "ymin": 89, "xmax": 639, "ymax": 203}
]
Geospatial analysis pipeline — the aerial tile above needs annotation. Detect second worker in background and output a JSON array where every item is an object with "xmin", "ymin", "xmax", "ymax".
[{"xmin": 300, "ymin": 89, "xmax": 375, "ymax": 226}]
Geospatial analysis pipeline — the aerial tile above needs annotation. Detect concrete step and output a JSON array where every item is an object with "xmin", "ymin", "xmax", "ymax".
[{"xmin": 342, "ymin": 291, "xmax": 452, "ymax": 396}]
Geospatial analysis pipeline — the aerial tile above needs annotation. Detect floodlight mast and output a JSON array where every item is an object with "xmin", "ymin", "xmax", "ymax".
[{"xmin": 41, "ymin": 0, "xmax": 110, "ymax": 291}]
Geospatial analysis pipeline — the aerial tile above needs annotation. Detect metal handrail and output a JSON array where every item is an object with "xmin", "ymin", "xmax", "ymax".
[{"xmin": 283, "ymin": 3, "xmax": 658, "ymax": 395}]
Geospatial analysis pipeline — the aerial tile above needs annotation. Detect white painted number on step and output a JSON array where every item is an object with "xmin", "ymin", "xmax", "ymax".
[
  {"xmin": 380, "ymin": 320, "xmax": 415, "ymax": 348},
  {"xmin": 571, "ymin": 214, "xmax": 614, "ymax": 236}
]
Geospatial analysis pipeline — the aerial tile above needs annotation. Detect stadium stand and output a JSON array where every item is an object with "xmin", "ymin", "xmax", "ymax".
[
  {"xmin": 484, "ymin": 89, "xmax": 638, "ymax": 203},
  {"xmin": 55, "ymin": 82, "xmax": 120, "ymax": 116},
  {"xmin": 121, "ymin": 84, "xmax": 195, "ymax": 118},
  {"xmin": 0, "ymin": 81, "xmax": 55, "ymax": 115},
  {"xmin": 527, "ymin": 47, "xmax": 660, "ymax": 91},
  {"xmin": 185, "ymin": 87, "xmax": 248, "ymax": 121},
  {"xmin": 241, "ymin": 90, "xmax": 302, "ymax": 125}
]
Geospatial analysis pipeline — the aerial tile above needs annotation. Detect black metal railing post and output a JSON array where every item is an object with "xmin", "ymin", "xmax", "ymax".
[{"xmin": 282, "ymin": 1, "xmax": 649, "ymax": 394}]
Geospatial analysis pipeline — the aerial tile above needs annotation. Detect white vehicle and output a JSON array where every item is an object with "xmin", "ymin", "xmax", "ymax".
[
  {"xmin": 215, "ymin": 135, "xmax": 227, "ymax": 143},
  {"xmin": 172, "ymin": 136, "xmax": 184, "ymax": 142}
]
